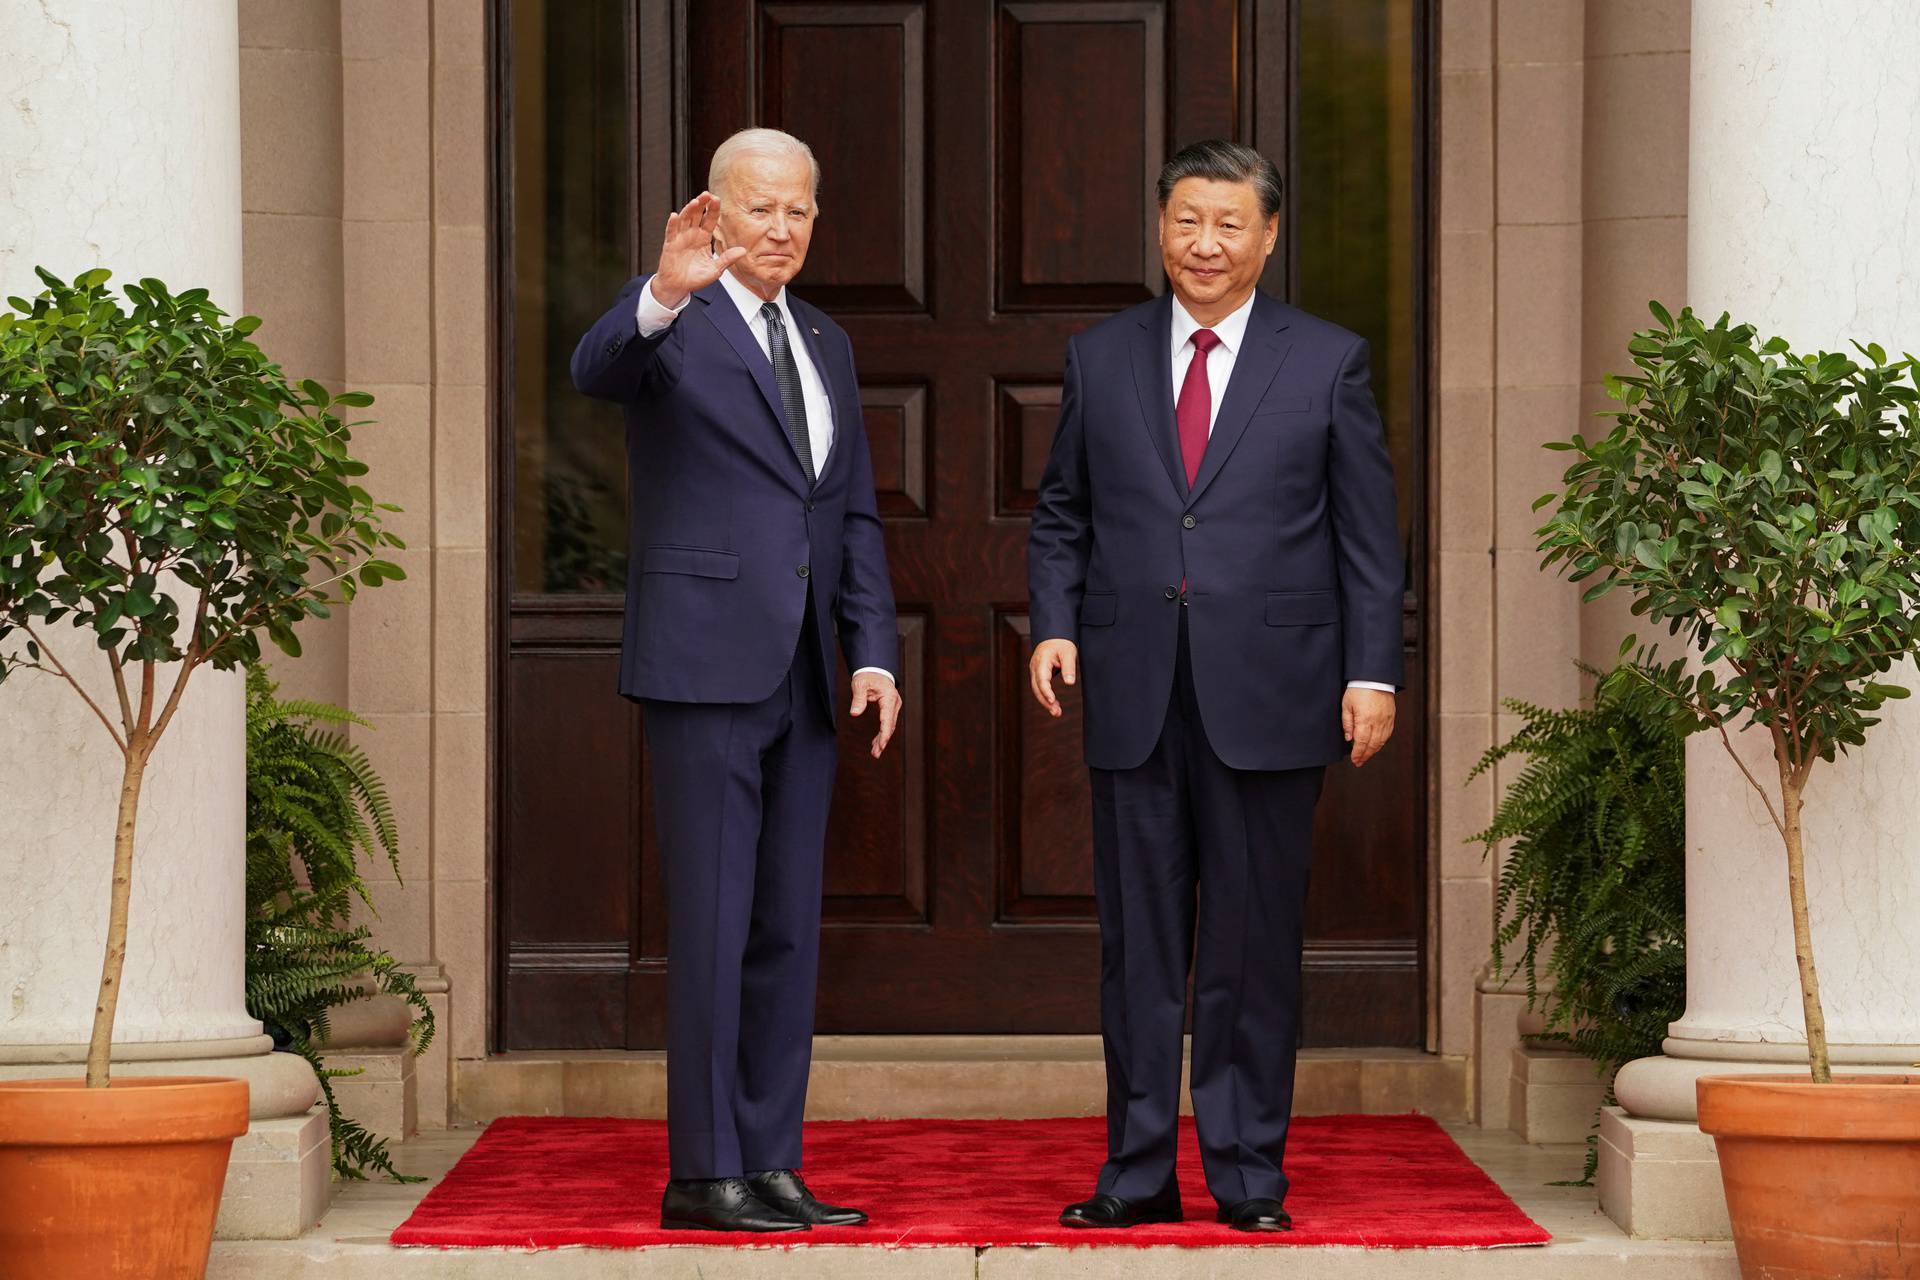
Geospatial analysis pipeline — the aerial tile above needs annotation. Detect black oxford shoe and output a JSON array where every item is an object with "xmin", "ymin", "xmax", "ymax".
[
  {"xmin": 1059, "ymin": 1183, "xmax": 1182, "ymax": 1228},
  {"xmin": 660, "ymin": 1177, "xmax": 809, "ymax": 1231},
  {"xmin": 1217, "ymin": 1197, "xmax": 1292, "ymax": 1232},
  {"xmin": 747, "ymin": 1168, "xmax": 868, "ymax": 1226}
]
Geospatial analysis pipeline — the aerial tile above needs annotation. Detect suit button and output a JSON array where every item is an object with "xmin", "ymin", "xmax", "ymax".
[
  {"xmin": 1182, "ymin": 514, "xmax": 1197, "ymax": 529},
  {"xmin": 605, "ymin": 340, "xmax": 622, "ymax": 356},
  {"xmin": 797, "ymin": 565, "xmax": 811, "ymax": 579},
  {"xmin": 805, "ymin": 501, "xmax": 815, "ymax": 512},
  {"xmin": 1164, "ymin": 586, "xmax": 1178, "ymax": 600}
]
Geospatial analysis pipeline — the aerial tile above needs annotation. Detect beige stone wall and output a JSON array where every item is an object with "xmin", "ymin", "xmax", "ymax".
[
  {"xmin": 240, "ymin": 0, "xmax": 487, "ymax": 1126},
  {"xmin": 1439, "ymin": 0, "xmax": 1690, "ymax": 1123}
]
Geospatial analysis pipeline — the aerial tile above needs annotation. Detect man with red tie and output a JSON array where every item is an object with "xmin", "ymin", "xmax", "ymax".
[{"xmin": 1026, "ymin": 140, "xmax": 1404, "ymax": 1232}]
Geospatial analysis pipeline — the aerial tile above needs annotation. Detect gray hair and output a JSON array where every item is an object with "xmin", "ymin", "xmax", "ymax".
[
  {"xmin": 1156, "ymin": 139, "xmax": 1283, "ymax": 220},
  {"xmin": 709, "ymin": 127, "xmax": 821, "ymax": 202}
]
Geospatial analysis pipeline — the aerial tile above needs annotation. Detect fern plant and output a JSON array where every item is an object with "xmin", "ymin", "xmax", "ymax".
[
  {"xmin": 1469, "ymin": 660, "xmax": 1687, "ymax": 1180},
  {"xmin": 244, "ymin": 663, "xmax": 434, "ymax": 1182}
]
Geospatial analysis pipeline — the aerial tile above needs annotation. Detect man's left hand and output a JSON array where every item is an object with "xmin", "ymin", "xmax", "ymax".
[
  {"xmin": 850, "ymin": 672, "xmax": 903, "ymax": 759},
  {"xmin": 1342, "ymin": 688, "xmax": 1396, "ymax": 767}
]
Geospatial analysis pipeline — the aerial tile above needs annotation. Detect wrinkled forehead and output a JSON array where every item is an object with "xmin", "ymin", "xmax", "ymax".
[
  {"xmin": 1163, "ymin": 176, "xmax": 1265, "ymax": 220},
  {"xmin": 722, "ymin": 154, "xmax": 817, "ymax": 208}
]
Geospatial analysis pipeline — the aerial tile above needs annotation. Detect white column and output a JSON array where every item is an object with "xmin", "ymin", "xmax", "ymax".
[
  {"xmin": 0, "ymin": 1, "xmax": 323, "ymax": 1237},
  {"xmin": 1599, "ymin": 0, "xmax": 1920, "ymax": 1238}
]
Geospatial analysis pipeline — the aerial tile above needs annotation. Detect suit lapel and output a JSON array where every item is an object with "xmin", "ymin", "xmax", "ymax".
[
  {"xmin": 694, "ymin": 281, "xmax": 810, "ymax": 484},
  {"xmin": 1130, "ymin": 295, "xmax": 1188, "ymax": 500},
  {"xmin": 1186, "ymin": 293, "xmax": 1293, "ymax": 508}
]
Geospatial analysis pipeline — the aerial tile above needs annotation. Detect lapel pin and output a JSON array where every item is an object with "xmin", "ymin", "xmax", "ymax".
[{"xmin": 811, "ymin": 327, "xmax": 820, "ymax": 336}]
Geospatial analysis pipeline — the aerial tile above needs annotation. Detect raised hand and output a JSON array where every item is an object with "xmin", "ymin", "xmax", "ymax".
[{"xmin": 650, "ymin": 192, "xmax": 747, "ymax": 309}]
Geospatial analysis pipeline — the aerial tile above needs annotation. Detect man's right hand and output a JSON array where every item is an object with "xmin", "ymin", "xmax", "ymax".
[
  {"xmin": 1029, "ymin": 639, "xmax": 1079, "ymax": 718},
  {"xmin": 650, "ymin": 192, "xmax": 747, "ymax": 309}
]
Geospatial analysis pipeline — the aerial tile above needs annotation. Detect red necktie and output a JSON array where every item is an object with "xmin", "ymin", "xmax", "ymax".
[{"xmin": 1176, "ymin": 328, "xmax": 1222, "ymax": 486}]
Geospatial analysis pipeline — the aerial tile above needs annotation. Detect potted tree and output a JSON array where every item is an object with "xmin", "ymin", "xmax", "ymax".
[
  {"xmin": 0, "ymin": 269, "xmax": 402, "ymax": 1277},
  {"xmin": 1536, "ymin": 304, "xmax": 1920, "ymax": 1275}
]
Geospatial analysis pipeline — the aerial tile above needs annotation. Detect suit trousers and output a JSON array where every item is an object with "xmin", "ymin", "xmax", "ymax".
[
  {"xmin": 1090, "ymin": 605, "xmax": 1326, "ymax": 1207},
  {"xmin": 641, "ymin": 603, "xmax": 838, "ymax": 1180}
]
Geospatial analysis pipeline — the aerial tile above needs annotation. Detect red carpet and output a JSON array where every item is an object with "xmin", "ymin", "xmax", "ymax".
[{"xmin": 391, "ymin": 1114, "xmax": 1550, "ymax": 1250}]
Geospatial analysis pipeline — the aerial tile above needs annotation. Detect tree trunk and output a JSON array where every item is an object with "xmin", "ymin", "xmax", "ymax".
[
  {"xmin": 1776, "ymin": 756, "xmax": 1831, "ymax": 1083},
  {"xmin": 86, "ymin": 736, "xmax": 149, "ymax": 1088}
]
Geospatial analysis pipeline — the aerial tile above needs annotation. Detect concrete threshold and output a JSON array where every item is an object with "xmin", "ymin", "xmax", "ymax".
[
  {"xmin": 208, "ymin": 1124, "xmax": 1738, "ymax": 1279},
  {"xmin": 454, "ymin": 1038, "xmax": 1473, "ymax": 1126}
]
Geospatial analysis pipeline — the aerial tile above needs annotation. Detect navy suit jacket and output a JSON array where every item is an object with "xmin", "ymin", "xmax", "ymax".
[
  {"xmin": 571, "ymin": 276, "xmax": 899, "ymax": 712},
  {"xmin": 1027, "ymin": 290, "xmax": 1404, "ymax": 772}
]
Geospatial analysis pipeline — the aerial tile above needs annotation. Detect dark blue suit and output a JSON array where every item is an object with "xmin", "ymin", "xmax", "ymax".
[
  {"xmin": 1028, "ymin": 289, "xmax": 1403, "ymax": 1208},
  {"xmin": 573, "ymin": 275, "xmax": 898, "ymax": 1179}
]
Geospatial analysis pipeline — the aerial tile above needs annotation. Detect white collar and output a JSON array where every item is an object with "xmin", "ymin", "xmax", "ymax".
[
  {"xmin": 720, "ymin": 270, "xmax": 790, "ymax": 326},
  {"xmin": 1169, "ymin": 289, "xmax": 1257, "ymax": 357}
]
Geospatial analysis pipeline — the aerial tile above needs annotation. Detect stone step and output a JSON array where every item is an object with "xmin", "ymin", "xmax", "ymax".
[
  {"xmin": 210, "ymin": 1239, "xmax": 1739, "ymax": 1279},
  {"xmin": 452, "ymin": 1038, "xmax": 1472, "ymax": 1126}
]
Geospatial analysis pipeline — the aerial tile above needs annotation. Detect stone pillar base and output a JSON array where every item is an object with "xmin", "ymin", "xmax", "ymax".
[
  {"xmin": 1508, "ymin": 1044, "xmax": 1613, "ymax": 1144},
  {"xmin": 416, "ymin": 989, "xmax": 451, "ymax": 1130},
  {"xmin": 214, "ymin": 1108, "xmax": 331, "ymax": 1240},
  {"xmin": 1472, "ymin": 979, "xmax": 1529, "ymax": 1128},
  {"xmin": 326, "ymin": 1047, "xmax": 417, "ymax": 1142},
  {"xmin": 1596, "ymin": 1105, "xmax": 1731, "ymax": 1239},
  {"xmin": 315, "ymin": 991, "xmax": 422, "ymax": 1142}
]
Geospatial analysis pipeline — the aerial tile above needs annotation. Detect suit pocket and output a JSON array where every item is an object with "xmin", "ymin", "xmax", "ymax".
[
  {"xmin": 642, "ymin": 545, "xmax": 740, "ymax": 579},
  {"xmin": 1265, "ymin": 589, "xmax": 1336, "ymax": 626},
  {"xmin": 1251, "ymin": 394, "xmax": 1312, "ymax": 418},
  {"xmin": 1079, "ymin": 592, "xmax": 1117, "ymax": 626}
]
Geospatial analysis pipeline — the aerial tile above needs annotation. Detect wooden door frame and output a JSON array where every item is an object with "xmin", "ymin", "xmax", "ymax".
[{"xmin": 484, "ymin": 0, "xmax": 1439, "ymax": 1055}]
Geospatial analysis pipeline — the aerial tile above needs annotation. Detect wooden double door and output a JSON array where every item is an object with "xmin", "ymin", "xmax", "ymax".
[{"xmin": 497, "ymin": 0, "xmax": 1428, "ymax": 1049}]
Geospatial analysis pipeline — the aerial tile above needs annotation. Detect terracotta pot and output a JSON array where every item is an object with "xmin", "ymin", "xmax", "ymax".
[
  {"xmin": 1697, "ymin": 1073, "xmax": 1920, "ymax": 1279},
  {"xmin": 0, "ymin": 1076, "xmax": 250, "ymax": 1279}
]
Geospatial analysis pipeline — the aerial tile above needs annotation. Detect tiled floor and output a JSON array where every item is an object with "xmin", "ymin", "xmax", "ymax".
[{"xmin": 208, "ymin": 1123, "xmax": 1738, "ymax": 1278}]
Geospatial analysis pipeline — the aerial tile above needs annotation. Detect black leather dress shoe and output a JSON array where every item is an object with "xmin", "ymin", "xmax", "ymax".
[
  {"xmin": 1059, "ymin": 1184, "xmax": 1182, "ymax": 1228},
  {"xmin": 747, "ymin": 1169, "xmax": 868, "ymax": 1226},
  {"xmin": 660, "ymin": 1177, "xmax": 809, "ymax": 1231},
  {"xmin": 1217, "ymin": 1197, "xmax": 1292, "ymax": 1232}
]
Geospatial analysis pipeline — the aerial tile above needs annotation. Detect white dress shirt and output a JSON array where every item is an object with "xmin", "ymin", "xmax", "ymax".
[
  {"xmin": 1169, "ymin": 293, "xmax": 1396, "ymax": 696},
  {"xmin": 636, "ymin": 273, "xmax": 894, "ymax": 689}
]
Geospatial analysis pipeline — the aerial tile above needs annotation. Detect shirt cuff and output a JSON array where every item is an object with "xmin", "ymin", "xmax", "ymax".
[
  {"xmin": 634, "ymin": 278, "xmax": 690, "ymax": 337},
  {"xmin": 852, "ymin": 666, "xmax": 896, "ymax": 689},
  {"xmin": 1346, "ymin": 680, "xmax": 1397, "ymax": 693}
]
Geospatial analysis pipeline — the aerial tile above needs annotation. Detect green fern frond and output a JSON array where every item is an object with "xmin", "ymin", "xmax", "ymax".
[
  {"xmin": 243, "ymin": 663, "xmax": 434, "ymax": 1183},
  {"xmin": 1470, "ymin": 660, "xmax": 1687, "ymax": 1184}
]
